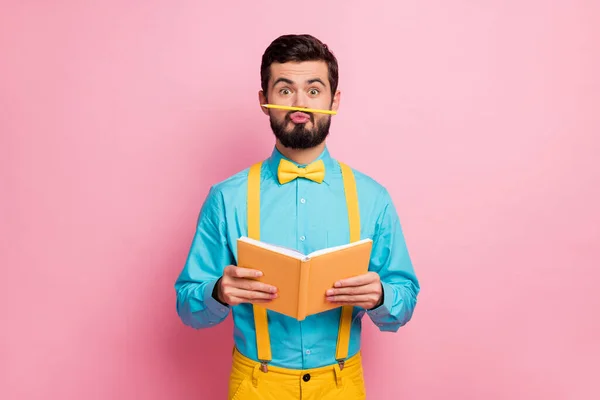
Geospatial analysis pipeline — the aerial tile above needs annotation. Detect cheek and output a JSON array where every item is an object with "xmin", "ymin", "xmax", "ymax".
[
  {"xmin": 313, "ymin": 115, "xmax": 327, "ymax": 124},
  {"xmin": 269, "ymin": 111, "xmax": 287, "ymax": 122},
  {"xmin": 314, "ymin": 96, "xmax": 333, "ymax": 107}
]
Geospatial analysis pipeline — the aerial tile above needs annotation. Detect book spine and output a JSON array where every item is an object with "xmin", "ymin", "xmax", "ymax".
[{"xmin": 297, "ymin": 257, "xmax": 310, "ymax": 321}]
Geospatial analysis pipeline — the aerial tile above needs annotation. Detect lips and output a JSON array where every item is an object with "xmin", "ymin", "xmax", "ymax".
[{"xmin": 289, "ymin": 112, "xmax": 311, "ymax": 124}]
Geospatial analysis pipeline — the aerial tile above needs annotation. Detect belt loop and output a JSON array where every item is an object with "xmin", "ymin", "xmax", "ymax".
[
  {"xmin": 334, "ymin": 362, "xmax": 343, "ymax": 388},
  {"xmin": 259, "ymin": 360, "xmax": 269, "ymax": 373},
  {"xmin": 252, "ymin": 363, "xmax": 261, "ymax": 388}
]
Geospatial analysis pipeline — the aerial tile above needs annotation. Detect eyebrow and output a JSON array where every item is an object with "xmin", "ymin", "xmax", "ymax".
[
  {"xmin": 272, "ymin": 77, "xmax": 327, "ymax": 87},
  {"xmin": 273, "ymin": 78, "xmax": 295, "ymax": 87},
  {"xmin": 307, "ymin": 78, "xmax": 326, "ymax": 87}
]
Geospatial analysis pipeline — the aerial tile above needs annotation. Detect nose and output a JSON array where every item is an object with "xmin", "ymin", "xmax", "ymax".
[{"xmin": 292, "ymin": 91, "xmax": 309, "ymax": 108}]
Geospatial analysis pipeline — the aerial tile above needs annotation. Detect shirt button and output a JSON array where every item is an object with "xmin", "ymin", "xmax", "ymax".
[
  {"xmin": 303, "ymin": 373, "xmax": 311, "ymax": 382},
  {"xmin": 300, "ymin": 236, "xmax": 306, "ymax": 241},
  {"xmin": 300, "ymin": 198, "xmax": 306, "ymax": 204},
  {"xmin": 305, "ymin": 349, "xmax": 311, "ymax": 355}
]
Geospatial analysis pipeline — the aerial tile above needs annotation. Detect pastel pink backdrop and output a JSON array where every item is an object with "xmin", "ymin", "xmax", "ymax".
[{"xmin": 1, "ymin": 1, "xmax": 598, "ymax": 399}]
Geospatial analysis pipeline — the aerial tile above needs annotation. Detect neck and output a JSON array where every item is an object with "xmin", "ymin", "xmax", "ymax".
[{"xmin": 276, "ymin": 141, "xmax": 326, "ymax": 165}]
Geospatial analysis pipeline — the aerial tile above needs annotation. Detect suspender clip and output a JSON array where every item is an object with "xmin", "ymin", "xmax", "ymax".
[
  {"xmin": 337, "ymin": 359, "xmax": 345, "ymax": 371},
  {"xmin": 260, "ymin": 360, "xmax": 269, "ymax": 373}
]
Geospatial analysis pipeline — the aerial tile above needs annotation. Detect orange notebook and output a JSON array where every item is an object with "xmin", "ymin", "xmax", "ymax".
[{"xmin": 236, "ymin": 236, "xmax": 373, "ymax": 321}]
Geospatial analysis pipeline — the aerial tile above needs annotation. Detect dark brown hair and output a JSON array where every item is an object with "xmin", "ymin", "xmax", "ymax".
[{"xmin": 260, "ymin": 34, "xmax": 339, "ymax": 99}]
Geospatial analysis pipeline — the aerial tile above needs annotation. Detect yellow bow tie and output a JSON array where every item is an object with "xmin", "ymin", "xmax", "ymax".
[{"xmin": 277, "ymin": 158, "xmax": 326, "ymax": 184}]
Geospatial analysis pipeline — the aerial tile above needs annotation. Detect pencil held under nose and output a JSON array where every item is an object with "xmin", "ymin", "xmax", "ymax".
[{"xmin": 261, "ymin": 104, "xmax": 338, "ymax": 115}]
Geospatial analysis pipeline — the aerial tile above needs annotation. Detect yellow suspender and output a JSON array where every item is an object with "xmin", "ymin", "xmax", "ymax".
[
  {"xmin": 247, "ymin": 161, "xmax": 360, "ymax": 371},
  {"xmin": 247, "ymin": 162, "xmax": 272, "ymax": 370},
  {"xmin": 336, "ymin": 162, "xmax": 360, "ymax": 368}
]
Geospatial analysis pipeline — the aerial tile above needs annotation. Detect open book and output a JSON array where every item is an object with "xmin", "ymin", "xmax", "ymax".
[{"xmin": 236, "ymin": 236, "xmax": 373, "ymax": 321}]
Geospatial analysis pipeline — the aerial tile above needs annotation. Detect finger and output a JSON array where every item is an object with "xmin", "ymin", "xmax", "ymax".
[
  {"xmin": 232, "ymin": 278, "xmax": 277, "ymax": 294},
  {"xmin": 326, "ymin": 299, "xmax": 374, "ymax": 309},
  {"xmin": 230, "ymin": 288, "xmax": 278, "ymax": 302},
  {"xmin": 227, "ymin": 266, "xmax": 263, "ymax": 279},
  {"xmin": 326, "ymin": 294, "xmax": 374, "ymax": 303},
  {"xmin": 228, "ymin": 296, "xmax": 274, "ymax": 306},
  {"xmin": 334, "ymin": 272, "xmax": 377, "ymax": 288},
  {"xmin": 328, "ymin": 301, "xmax": 373, "ymax": 310},
  {"xmin": 325, "ymin": 284, "xmax": 373, "ymax": 297},
  {"xmin": 331, "ymin": 301, "xmax": 375, "ymax": 310}
]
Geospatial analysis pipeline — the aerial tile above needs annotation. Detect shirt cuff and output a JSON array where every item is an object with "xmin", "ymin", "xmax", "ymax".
[
  {"xmin": 203, "ymin": 279, "xmax": 230, "ymax": 319},
  {"xmin": 366, "ymin": 281, "xmax": 393, "ymax": 322}
]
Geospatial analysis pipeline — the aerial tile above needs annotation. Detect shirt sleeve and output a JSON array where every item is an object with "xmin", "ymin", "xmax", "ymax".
[
  {"xmin": 366, "ymin": 187, "xmax": 420, "ymax": 332},
  {"xmin": 174, "ymin": 186, "xmax": 235, "ymax": 329}
]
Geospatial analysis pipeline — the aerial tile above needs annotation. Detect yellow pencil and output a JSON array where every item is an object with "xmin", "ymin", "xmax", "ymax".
[{"xmin": 261, "ymin": 104, "xmax": 337, "ymax": 115}]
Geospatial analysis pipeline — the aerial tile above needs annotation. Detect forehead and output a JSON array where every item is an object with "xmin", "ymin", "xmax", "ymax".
[{"xmin": 269, "ymin": 61, "xmax": 329, "ymax": 86}]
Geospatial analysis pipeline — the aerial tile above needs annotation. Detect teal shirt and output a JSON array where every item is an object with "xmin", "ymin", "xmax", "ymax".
[{"xmin": 174, "ymin": 146, "xmax": 420, "ymax": 369}]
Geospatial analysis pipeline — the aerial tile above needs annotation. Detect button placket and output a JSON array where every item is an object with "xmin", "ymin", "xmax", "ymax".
[{"xmin": 297, "ymin": 183, "xmax": 307, "ymax": 248}]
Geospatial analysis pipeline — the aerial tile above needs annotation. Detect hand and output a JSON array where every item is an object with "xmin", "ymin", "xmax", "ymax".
[
  {"xmin": 217, "ymin": 265, "xmax": 278, "ymax": 306},
  {"xmin": 326, "ymin": 272, "xmax": 383, "ymax": 310}
]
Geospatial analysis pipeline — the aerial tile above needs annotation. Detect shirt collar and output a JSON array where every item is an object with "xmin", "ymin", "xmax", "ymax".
[{"xmin": 266, "ymin": 145, "xmax": 337, "ymax": 185}]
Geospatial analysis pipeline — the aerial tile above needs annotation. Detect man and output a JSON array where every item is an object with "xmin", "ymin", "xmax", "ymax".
[{"xmin": 174, "ymin": 34, "xmax": 420, "ymax": 399}]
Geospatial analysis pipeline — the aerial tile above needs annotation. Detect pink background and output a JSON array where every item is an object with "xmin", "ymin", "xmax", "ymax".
[{"xmin": 1, "ymin": 1, "xmax": 599, "ymax": 399}]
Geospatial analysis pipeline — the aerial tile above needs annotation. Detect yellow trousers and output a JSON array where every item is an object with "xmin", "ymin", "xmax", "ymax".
[{"xmin": 228, "ymin": 348, "xmax": 366, "ymax": 400}]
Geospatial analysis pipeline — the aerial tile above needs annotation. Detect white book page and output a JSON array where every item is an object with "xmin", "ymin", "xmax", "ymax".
[
  {"xmin": 307, "ymin": 238, "xmax": 373, "ymax": 258},
  {"xmin": 238, "ymin": 237, "xmax": 373, "ymax": 260},
  {"xmin": 238, "ymin": 237, "xmax": 307, "ymax": 260}
]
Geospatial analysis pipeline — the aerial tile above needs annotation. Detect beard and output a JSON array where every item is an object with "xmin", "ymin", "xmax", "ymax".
[{"xmin": 269, "ymin": 111, "xmax": 331, "ymax": 150}]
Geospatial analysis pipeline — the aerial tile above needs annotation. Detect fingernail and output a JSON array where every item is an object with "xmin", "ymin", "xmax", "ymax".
[
  {"xmin": 334, "ymin": 282, "xmax": 341, "ymax": 287},
  {"xmin": 326, "ymin": 289, "xmax": 333, "ymax": 295},
  {"xmin": 256, "ymin": 271, "xmax": 263, "ymax": 277}
]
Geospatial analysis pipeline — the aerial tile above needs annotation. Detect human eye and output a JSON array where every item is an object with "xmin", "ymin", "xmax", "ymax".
[
  {"xmin": 279, "ymin": 88, "xmax": 292, "ymax": 95},
  {"xmin": 308, "ymin": 88, "xmax": 320, "ymax": 96}
]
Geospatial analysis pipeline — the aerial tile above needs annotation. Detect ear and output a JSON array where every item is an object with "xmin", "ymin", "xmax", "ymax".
[
  {"xmin": 258, "ymin": 90, "xmax": 269, "ymax": 116},
  {"xmin": 331, "ymin": 90, "xmax": 341, "ymax": 112}
]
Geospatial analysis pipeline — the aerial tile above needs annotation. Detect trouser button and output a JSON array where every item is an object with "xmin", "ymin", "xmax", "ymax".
[{"xmin": 303, "ymin": 373, "xmax": 311, "ymax": 382}]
